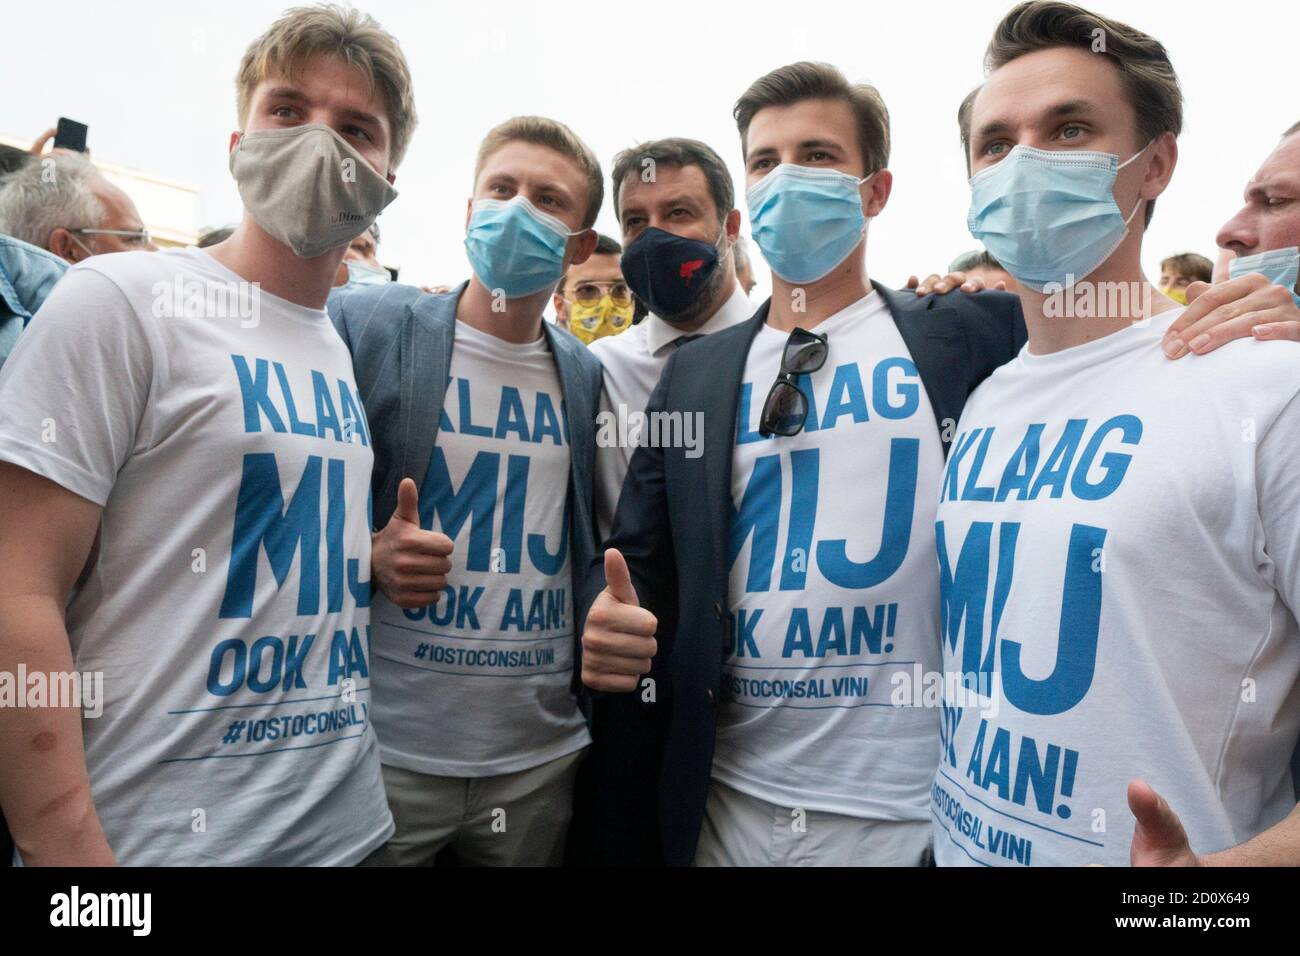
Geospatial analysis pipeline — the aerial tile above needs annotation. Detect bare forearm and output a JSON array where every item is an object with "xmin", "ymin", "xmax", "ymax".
[
  {"xmin": 1204, "ymin": 803, "xmax": 1300, "ymax": 866},
  {"xmin": 0, "ymin": 594, "xmax": 114, "ymax": 865}
]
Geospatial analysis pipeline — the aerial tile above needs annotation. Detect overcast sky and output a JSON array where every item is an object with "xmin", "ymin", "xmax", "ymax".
[{"xmin": 4, "ymin": 0, "xmax": 1295, "ymax": 298}]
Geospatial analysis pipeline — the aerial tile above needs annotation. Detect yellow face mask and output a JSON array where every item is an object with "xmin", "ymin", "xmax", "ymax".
[
  {"xmin": 1161, "ymin": 285, "xmax": 1189, "ymax": 305},
  {"xmin": 567, "ymin": 296, "xmax": 635, "ymax": 345}
]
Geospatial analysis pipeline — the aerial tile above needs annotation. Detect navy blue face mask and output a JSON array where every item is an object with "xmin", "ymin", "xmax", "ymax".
[{"xmin": 620, "ymin": 227, "xmax": 721, "ymax": 319}]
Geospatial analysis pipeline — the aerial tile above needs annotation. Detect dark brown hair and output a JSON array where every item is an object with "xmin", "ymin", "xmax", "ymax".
[
  {"xmin": 1159, "ymin": 252, "xmax": 1213, "ymax": 283},
  {"xmin": 734, "ymin": 61, "xmax": 889, "ymax": 178},
  {"xmin": 558, "ymin": 233, "xmax": 622, "ymax": 294},
  {"xmin": 610, "ymin": 138, "xmax": 734, "ymax": 226},
  {"xmin": 958, "ymin": 2, "xmax": 1183, "ymax": 226}
]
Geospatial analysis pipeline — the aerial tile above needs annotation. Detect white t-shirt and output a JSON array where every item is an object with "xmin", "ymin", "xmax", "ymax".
[
  {"xmin": 368, "ymin": 319, "xmax": 589, "ymax": 777},
  {"xmin": 931, "ymin": 309, "xmax": 1300, "ymax": 867},
  {"xmin": 591, "ymin": 285, "xmax": 753, "ymax": 540},
  {"xmin": 716, "ymin": 290, "xmax": 947, "ymax": 818},
  {"xmin": 0, "ymin": 247, "xmax": 392, "ymax": 865}
]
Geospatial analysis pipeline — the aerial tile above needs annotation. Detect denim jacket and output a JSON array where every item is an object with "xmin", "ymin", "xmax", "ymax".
[{"xmin": 0, "ymin": 234, "xmax": 67, "ymax": 369}]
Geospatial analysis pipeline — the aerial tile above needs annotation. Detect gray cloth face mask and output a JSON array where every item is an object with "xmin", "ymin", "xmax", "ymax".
[{"xmin": 229, "ymin": 123, "xmax": 398, "ymax": 259}]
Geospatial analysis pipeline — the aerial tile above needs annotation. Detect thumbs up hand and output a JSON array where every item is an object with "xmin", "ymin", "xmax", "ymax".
[
  {"xmin": 1127, "ymin": 780, "xmax": 1202, "ymax": 867},
  {"xmin": 372, "ymin": 477, "xmax": 454, "ymax": 609},
  {"xmin": 581, "ymin": 549, "xmax": 659, "ymax": 692}
]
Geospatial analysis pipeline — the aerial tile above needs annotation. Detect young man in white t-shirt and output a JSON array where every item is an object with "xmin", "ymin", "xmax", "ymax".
[
  {"xmin": 331, "ymin": 116, "xmax": 604, "ymax": 866},
  {"xmin": 0, "ymin": 5, "xmax": 417, "ymax": 866},
  {"xmin": 932, "ymin": 2, "xmax": 1300, "ymax": 867}
]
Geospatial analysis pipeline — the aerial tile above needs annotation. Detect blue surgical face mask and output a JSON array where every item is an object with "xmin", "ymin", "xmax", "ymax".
[
  {"xmin": 967, "ymin": 143, "xmax": 1150, "ymax": 292},
  {"xmin": 464, "ymin": 196, "xmax": 579, "ymax": 298},
  {"xmin": 346, "ymin": 260, "xmax": 391, "ymax": 286},
  {"xmin": 746, "ymin": 164, "xmax": 869, "ymax": 284},
  {"xmin": 1228, "ymin": 246, "xmax": 1300, "ymax": 305}
]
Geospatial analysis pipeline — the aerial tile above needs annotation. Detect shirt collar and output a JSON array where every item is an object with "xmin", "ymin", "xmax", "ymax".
[{"xmin": 645, "ymin": 283, "xmax": 754, "ymax": 356}]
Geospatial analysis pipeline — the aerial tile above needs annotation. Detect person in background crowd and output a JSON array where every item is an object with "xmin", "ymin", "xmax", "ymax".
[
  {"xmin": 934, "ymin": 0, "xmax": 1300, "ymax": 867},
  {"xmin": 334, "ymin": 221, "xmax": 390, "ymax": 286},
  {"xmin": 904, "ymin": 251, "xmax": 1013, "ymax": 295},
  {"xmin": 733, "ymin": 233, "xmax": 757, "ymax": 296},
  {"xmin": 949, "ymin": 248, "xmax": 1017, "ymax": 291},
  {"xmin": 197, "ymin": 225, "xmax": 237, "ymax": 248},
  {"xmin": 0, "ymin": 145, "xmax": 30, "ymax": 177},
  {"xmin": 552, "ymin": 233, "xmax": 631, "ymax": 343},
  {"xmin": 0, "ymin": 234, "xmax": 66, "ymax": 368},
  {"xmin": 1165, "ymin": 119, "xmax": 1300, "ymax": 347},
  {"xmin": 0, "ymin": 151, "xmax": 156, "ymax": 262},
  {"xmin": 329, "ymin": 114, "xmax": 604, "ymax": 867},
  {"xmin": 589, "ymin": 137, "xmax": 752, "ymax": 540},
  {"xmin": 0, "ymin": 1, "xmax": 415, "ymax": 866},
  {"xmin": 906, "ymin": 248, "xmax": 1016, "ymax": 295},
  {"xmin": 28, "ymin": 127, "xmax": 76, "ymax": 158},
  {"xmin": 1157, "ymin": 251, "xmax": 1212, "ymax": 304}
]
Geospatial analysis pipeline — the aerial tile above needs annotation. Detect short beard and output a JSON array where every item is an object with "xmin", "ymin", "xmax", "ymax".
[{"xmin": 660, "ymin": 259, "xmax": 729, "ymax": 328}]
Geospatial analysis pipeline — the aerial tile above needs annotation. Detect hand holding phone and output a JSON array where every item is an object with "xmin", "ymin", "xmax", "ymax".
[{"xmin": 53, "ymin": 117, "xmax": 89, "ymax": 153}]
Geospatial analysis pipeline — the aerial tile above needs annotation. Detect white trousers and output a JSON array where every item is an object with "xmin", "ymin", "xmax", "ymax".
[{"xmin": 694, "ymin": 779, "xmax": 933, "ymax": 866}]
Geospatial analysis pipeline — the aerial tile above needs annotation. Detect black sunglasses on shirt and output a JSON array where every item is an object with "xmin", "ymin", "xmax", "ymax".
[{"xmin": 758, "ymin": 327, "xmax": 828, "ymax": 438}]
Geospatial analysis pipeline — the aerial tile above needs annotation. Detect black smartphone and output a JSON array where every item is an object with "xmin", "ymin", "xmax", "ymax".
[{"xmin": 54, "ymin": 117, "xmax": 88, "ymax": 153}]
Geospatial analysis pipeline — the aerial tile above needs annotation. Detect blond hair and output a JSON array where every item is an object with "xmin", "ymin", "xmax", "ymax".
[
  {"xmin": 474, "ymin": 117, "xmax": 604, "ymax": 230},
  {"xmin": 236, "ymin": 4, "xmax": 418, "ymax": 167}
]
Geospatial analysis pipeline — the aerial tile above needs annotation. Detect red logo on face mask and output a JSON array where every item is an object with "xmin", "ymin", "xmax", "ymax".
[{"xmin": 680, "ymin": 259, "xmax": 705, "ymax": 285}]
